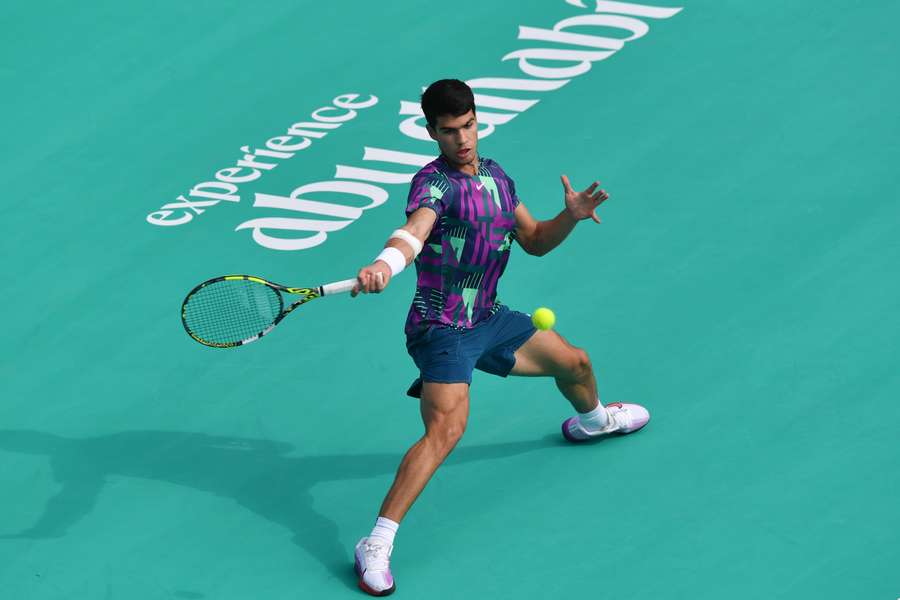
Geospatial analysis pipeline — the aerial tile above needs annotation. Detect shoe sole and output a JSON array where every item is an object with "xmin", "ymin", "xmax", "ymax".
[{"xmin": 354, "ymin": 554, "xmax": 396, "ymax": 597}]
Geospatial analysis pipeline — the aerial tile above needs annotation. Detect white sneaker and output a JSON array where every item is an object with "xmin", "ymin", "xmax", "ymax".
[
  {"xmin": 354, "ymin": 537, "xmax": 395, "ymax": 596},
  {"xmin": 562, "ymin": 402, "xmax": 650, "ymax": 442}
]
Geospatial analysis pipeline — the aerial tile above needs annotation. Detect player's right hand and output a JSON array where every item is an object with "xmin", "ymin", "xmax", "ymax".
[{"xmin": 352, "ymin": 262, "xmax": 392, "ymax": 297}]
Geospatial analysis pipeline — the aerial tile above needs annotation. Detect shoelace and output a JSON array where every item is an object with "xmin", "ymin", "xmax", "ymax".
[
  {"xmin": 607, "ymin": 406, "xmax": 632, "ymax": 431},
  {"xmin": 363, "ymin": 542, "xmax": 391, "ymax": 571}
]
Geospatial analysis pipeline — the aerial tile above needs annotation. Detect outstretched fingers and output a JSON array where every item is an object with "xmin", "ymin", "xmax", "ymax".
[
  {"xmin": 591, "ymin": 188, "xmax": 609, "ymax": 203},
  {"xmin": 562, "ymin": 175, "xmax": 609, "ymax": 224},
  {"xmin": 591, "ymin": 189, "xmax": 608, "ymax": 224}
]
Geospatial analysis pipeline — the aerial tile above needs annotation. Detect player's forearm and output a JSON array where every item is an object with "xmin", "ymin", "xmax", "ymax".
[
  {"xmin": 530, "ymin": 209, "xmax": 578, "ymax": 256},
  {"xmin": 377, "ymin": 207, "xmax": 434, "ymax": 264},
  {"xmin": 357, "ymin": 220, "xmax": 429, "ymax": 295},
  {"xmin": 374, "ymin": 224, "xmax": 427, "ymax": 272},
  {"xmin": 382, "ymin": 237, "xmax": 415, "ymax": 266}
]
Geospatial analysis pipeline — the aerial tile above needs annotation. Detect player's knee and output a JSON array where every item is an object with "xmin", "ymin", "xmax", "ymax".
[
  {"xmin": 427, "ymin": 417, "xmax": 467, "ymax": 452},
  {"xmin": 441, "ymin": 419, "xmax": 467, "ymax": 448},
  {"xmin": 566, "ymin": 347, "xmax": 592, "ymax": 380}
]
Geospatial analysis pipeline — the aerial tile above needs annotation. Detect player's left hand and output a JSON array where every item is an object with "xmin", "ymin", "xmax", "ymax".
[{"xmin": 561, "ymin": 174, "xmax": 609, "ymax": 224}]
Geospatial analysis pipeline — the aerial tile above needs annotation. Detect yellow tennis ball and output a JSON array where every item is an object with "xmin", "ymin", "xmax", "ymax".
[{"xmin": 532, "ymin": 307, "xmax": 556, "ymax": 330}]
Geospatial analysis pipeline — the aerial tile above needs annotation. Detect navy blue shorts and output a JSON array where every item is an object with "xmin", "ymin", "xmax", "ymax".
[{"xmin": 405, "ymin": 305, "xmax": 538, "ymax": 398}]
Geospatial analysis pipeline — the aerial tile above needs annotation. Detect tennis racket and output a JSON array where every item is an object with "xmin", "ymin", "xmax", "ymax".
[{"xmin": 181, "ymin": 274, "xmax": 358, "ymax": 348}]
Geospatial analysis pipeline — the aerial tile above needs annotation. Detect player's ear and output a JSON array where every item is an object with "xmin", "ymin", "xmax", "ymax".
[{"xmin": 426, "ymin": 123, "xmax": 438, "ymax": 141}]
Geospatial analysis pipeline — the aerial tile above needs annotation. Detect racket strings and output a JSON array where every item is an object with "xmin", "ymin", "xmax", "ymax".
[{"xmin": 183, "ymin": 279, "xmax": 282, "ymax": 344}]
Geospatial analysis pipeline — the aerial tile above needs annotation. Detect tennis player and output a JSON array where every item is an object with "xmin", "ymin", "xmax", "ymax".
[{"xmin": 349, "ymin": 79, "xmax": 649, "ymax": 596}]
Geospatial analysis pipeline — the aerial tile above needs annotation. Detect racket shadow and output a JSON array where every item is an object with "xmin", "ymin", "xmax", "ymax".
[{"xmin": 0, "ymin": 429, "xmax": 558, "ymax": 589}]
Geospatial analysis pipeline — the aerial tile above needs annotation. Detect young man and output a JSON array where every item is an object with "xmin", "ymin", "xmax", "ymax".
[{"xmin": 349, "ymin": 79, "xmax": 649, "ymax": 596}]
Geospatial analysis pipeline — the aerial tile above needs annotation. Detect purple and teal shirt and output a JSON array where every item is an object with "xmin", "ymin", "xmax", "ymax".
[{"xmin": 404, "ymin": 154, "xmax": 520, "ymax": 336}]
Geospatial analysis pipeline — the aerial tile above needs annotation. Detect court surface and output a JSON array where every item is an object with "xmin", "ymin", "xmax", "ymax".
[{"xmin": 2, "ymin": 1, "xmax": 898, "ymax": 598}]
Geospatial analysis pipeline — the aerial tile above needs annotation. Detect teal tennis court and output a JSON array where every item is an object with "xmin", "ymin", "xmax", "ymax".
[{"xmin": 2, "ymin": 1, "xmax": 898, "ymax": 598}]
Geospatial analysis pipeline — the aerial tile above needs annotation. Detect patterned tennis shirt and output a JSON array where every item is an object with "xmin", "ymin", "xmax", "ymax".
[{"xmin": 404, "ymin": 154, "xmax": 520, "ymax": 336}]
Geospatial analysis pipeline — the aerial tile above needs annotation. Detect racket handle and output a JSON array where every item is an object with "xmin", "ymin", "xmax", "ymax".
[{"xmin": 321, "ymin": 278, "xmax": 357, "ymax": 296}]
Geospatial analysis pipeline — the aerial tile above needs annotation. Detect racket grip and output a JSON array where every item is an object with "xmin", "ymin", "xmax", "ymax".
[{"xmin": 321, "ymin": 278, "xmax": 357, "ymax": 296}]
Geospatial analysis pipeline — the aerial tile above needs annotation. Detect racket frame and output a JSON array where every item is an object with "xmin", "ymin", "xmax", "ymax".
[{"xmin": 181, "ymin": 274, "xmax": 351, "ymax": 348}]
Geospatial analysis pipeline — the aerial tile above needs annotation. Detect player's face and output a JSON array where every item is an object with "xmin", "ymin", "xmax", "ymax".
[{"xmin": 428, "ymin": 110, "xmax": 479, "ymax": 170}]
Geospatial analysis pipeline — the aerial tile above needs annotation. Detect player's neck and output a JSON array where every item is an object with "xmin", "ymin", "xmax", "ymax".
[{"xmin": 443, "ymin": 152, "xmax": 480, "ymax": 177}]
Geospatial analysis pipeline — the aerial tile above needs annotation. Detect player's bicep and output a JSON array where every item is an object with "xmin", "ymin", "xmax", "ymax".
[
  {"xmin": 404, "ymin": 207, "xmax": 438, "ymax": 244},
  {"xmin": 514, "ymin": 202, "xmax": 539, "ymax": 255}
]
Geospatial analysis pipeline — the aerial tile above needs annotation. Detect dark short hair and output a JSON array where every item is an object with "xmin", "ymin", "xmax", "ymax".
[{"xmin": 421, "ymin": 79, "xmax": 476, "ymax": 129}]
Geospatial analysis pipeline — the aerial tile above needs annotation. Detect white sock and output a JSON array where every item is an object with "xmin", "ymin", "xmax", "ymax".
[
  {"xmin": 577, "ymin": 402, "xmax": 609, "ymax": 432},
  {"xmin": 369, "ymin": 516, "xmax": 399, "ymax": 546}
]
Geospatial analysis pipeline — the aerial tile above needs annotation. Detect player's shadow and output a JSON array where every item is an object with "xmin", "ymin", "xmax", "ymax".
[{"xmin": 0, "ymin": 429, "xmax": 556, "ymax": 589}]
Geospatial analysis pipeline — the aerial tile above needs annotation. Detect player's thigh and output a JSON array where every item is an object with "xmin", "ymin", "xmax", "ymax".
[
  {"xmin": 419, "ymin": 381, "xmax": 470, "ymax": 436},
  {"xmin": 509, "ymin": 329, "xmax": 589, "ymax": 378}
]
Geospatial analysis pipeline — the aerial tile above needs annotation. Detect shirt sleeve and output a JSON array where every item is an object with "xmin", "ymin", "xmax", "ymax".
[
  {"xmin": 504, "ymin": 172, "xmax": 521, "ymax": 209},
  {"xmin": 406, "ymin": 172, "xmax": 452, "ymax": 218}
]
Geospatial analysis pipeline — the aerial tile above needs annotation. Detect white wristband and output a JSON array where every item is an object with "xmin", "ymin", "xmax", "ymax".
[
  {"xmin": 375, "ymin": 246, "xmax": 406, "ymax": 276},
  {"xmin": 389, "ymin": 229, "xmax": 423, "ymax": 257}
]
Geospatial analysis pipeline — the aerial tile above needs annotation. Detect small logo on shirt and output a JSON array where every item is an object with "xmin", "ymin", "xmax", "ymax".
[{"xmin": 475, "ymin": 183, "xmax": 485, "ymax": 190}]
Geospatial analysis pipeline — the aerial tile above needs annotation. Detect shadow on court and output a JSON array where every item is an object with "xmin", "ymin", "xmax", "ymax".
[{"xmin": 0, "ymin": 430, "xmax": 559, "ymax": 588}]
